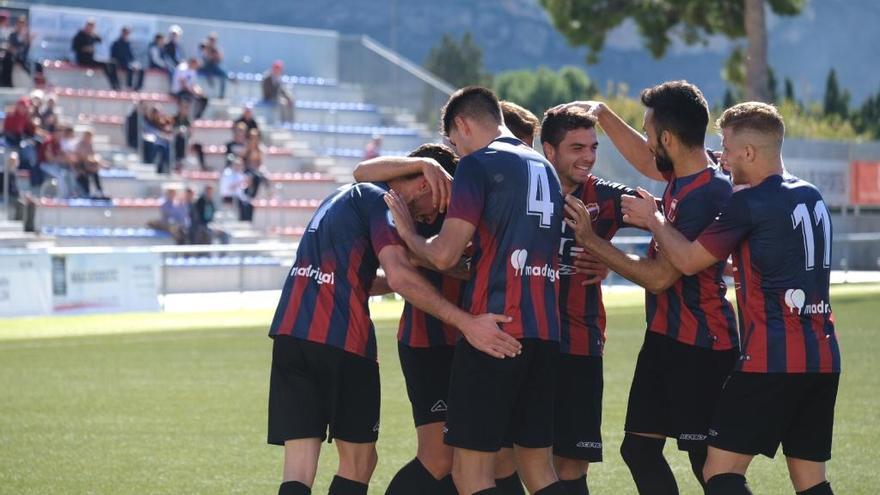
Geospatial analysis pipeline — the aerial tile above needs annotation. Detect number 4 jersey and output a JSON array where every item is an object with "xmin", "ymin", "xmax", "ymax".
[
  {"xmin": 446, "ymin": 136, "xmax": 563, "ymax": 342},
  {"xmin": 697, "ymin": 174, "xmax": 840, "ymax": 373}
]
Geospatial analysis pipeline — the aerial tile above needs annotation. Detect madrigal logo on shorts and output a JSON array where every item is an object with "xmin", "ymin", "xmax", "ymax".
[
  {"xmin": 289, "ymin": 265, "xmax": 335, "ymax": 285},
  {"xmin": 510, "ymin": 249, "xmax": 559, "ymax": 283}
]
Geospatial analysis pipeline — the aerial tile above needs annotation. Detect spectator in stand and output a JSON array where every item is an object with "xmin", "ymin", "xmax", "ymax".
[
  {"xmin": 37, "ymin": 125, "xmax": 75, "ymax": 198},
  {"xmin": 261, "ymin": 60, "xmax": 294, "ymax": 123},
  {"xmin": 220, "ymin": 157, "xmax": 246, "ymax": 205},
  {"xmin": 74, "ymin": 130, "xmax": 107, "ymax": 198},
  {"xmin": 71, "ymin": 19, "xmax": 120, "ymax": 90},
  {"xmin": 234, "ymin": 106, "xmax": 259, "ymax": 131},
  {"xmin": 124, "ymin": 100, "xmax": 147, "ymax": 150},
  {"xmin": 190, "ymin": 184, "xmax": 228, "ymax": 244},
  {"xmin": 9, "ymin": 16, "xmax": 30, "ymax": 69},
  {"xmin": 236, "ymin": 173, "xmax": 256, "ymax": 222},
  {"xmin": 363, "ymin": 134, "xmax": 382, "ymax": 160},
  {"xmin": 143, "ymin": 106, "xmax": 173, "ymax": 174},
  {"xmin": 224, "ymin": 122, "xmax": 248, "ymax": 167},
  {"xmin": 147, "ymin": 33, "xmax": 172, "ymax": 79},
  {"xmin": 243, "ymin": 128, "xmax": 264, "ymax": 171},
  {"xmin": 110, "ymin": 26, "xmax": 144, "ymax": 91},
  {"xmin": 1, "ymin": 151, "xmax": 35, "ymax": 228},
  {"xmin": 148, "ymin": 187, "xmax": 189, "ymax": 244},
  {"xmin": 39, "ymin": 94, "xmax": 57, "ymax": 122},
  {"xmin": 198, "ymin": 32, "xmax": 226, "ymax": 99},
  {"xmin": 171, "ymin": 57, "xmax": 208, "ymax": 119},
  {"xmin": 4, "ymin": 96, "xmax": 38, "ymax": 176},
  {"xmin": 2, "ymin": 15, "xmax": 30, "ymax": 87},
  {"xmin": 0, "ymin": 12, "xmax": 12, "ymax": 43},
  {"xmin": 172, "ymin": 99, "xmax": 201, "ymax": 171},
  {"xmin": 163, "ymin": 25, "xmax": 184, "ymax": 70}
]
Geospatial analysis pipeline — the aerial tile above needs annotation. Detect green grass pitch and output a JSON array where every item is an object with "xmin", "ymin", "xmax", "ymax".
[{"xmin": 1, "ymin": 285, "xmax": 877, "ymax": 494}]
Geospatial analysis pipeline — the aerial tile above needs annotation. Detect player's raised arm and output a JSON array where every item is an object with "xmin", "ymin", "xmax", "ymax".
[
  {"xmin": 354, "ymin": 143, "xmax": 457, "ymax": 213},
  {"xmin": 561, "ymin": 100, "xmax": 663, "ymax": 182},
  {"xmin": 377, "ymin": 244, "xmax": 520, "ymax": 359}
]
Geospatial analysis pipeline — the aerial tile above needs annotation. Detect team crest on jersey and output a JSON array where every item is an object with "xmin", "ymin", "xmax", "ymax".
[
  {"xmin": 585, "ymin": 202, "xmax": 600, "ymax": 221},
  {"xmin": 666, "ymin": 199, "xmax": 679, "ymax": 222}
]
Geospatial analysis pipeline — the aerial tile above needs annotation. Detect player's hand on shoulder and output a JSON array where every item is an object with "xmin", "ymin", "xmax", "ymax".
[
  {"xmin": 564, "ymin": 194, "xmax": 596, "ymax": 244},
  {"xmin": 621, "ymin": 188, "xmax": 661, "ymax": 229},
  {"xmin": 419, "ymin": 158, "xmax": 453, "ymax": 213},
  {"xmin": 384, "ymin": 189, "xmax": 417, "ymax": 240},
  {"xmin": 460, "ymin": 313, "xmax": 521, "ymax": 359},
  {"xmin": 573, "ymin": 251, "xmax": 610, "ymax": 286}
]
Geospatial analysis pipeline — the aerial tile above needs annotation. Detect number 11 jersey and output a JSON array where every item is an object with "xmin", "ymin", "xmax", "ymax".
[
  {"xmin": 697, "ymin": 174, "xmax": 841, "ymax": 373},
  {"xmin": 446, "ymin": 136, "xmax": 563, "ymax": 342}
]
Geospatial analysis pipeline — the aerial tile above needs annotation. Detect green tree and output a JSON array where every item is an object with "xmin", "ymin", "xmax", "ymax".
[
  {"xmin": 823, "ymin": 68, "xmax": 850, "ymax": 118},
  {"xmin": 539, "ymin": 0, "xmax": 805, "ymax": 102},
  {"xmin": 784, "ymin": 77, "xmax": 796, "ymax": 102},
  {"xmin": 424, "ymin": 31, "xmax": 490, "ymax": 88},
  {"xmin": 493, "ymin": 66, "xmax": 598, "ymax": 117}
]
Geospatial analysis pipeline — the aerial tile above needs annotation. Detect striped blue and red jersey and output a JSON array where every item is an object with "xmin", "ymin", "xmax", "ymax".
[
  {"xmin": 558, "ymin": 175, "xmax": 635, "ymax": 356},
  {"xmin": 646, "ymin": 166, "xmax": 739, "ymax": 350},
  {"xmin": 397, "ymin": 216, "xmax": 464, "ymax": 347},
  {"xmin": 697, "ymin": 174, "xmax": 840, "ymax": 373},
  {"xmin": 268, "ymin": 182, "xmax": 402, "ymax": 360},
  {"xmin": 446, "ymin": 136, "xmax": 563, "ymax": 341}
]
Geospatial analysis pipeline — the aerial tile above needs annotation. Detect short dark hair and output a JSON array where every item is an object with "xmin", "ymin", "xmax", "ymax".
[
  {"xmin": 716, "ymin": 101, "xmax": 785, "ymax": 145},
  {"xmin": 640, "ymin": 80, "xmax": 709, "ymax": 149},
  {"xmin": 500, "ymin": 101, "xmax": 539, "ymax": 145},
  {"xmin": 540, "ymin": 107, "xmax": 597, "ymax": 148},
  {"xmin": 408, "ymin": 143, "xmax": 459, "ymax": 177},
  {"xmin": 441, "ymin": 86, "xmax": 502, "ymax": 137}
]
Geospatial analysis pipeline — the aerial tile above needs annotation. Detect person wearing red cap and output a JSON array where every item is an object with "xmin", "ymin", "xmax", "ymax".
[{"xmin": 261, "ymin": 60, "xmax": 295, "ymax": 123}]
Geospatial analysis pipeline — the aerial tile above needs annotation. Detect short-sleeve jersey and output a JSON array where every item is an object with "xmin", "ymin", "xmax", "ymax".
[
  {"xmin": 697, "ymin": 174, "xmax": 840, "ymax": 373},
  {"xmin": 446, "ymin": 136, "xmax": 563, "ymax": 341},
  {"xmin": 269, "ymin": 182, "xmax": 402, "ymax": 360},
  {"xmin": 558, "ymin": 175, "xmax": 635, "ymax": 356},
  {"xmin": 397, "ymin": 216, "xmax": 464, "ymax": 347},
  {"xmin": 646, "ymin": 166, "xmax": 739, "ymax": 350}
]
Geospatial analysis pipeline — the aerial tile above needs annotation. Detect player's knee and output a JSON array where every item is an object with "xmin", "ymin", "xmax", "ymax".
[
  {"xmin": 554, "ymin": 457, "xmax": 588, "ymax": 480},
  {"xmin": 339, "ymin": 445, "xmax": 378, "ymax": 481}
]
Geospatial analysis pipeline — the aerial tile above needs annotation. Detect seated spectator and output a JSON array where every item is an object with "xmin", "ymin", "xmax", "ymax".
[
  {"xmin": 363, "ymin": 134, "xmax": 382, "ymax": 160},
  {"xmin": 261, "ymin": 60, "xmax": 294, "ymax": 123},
  {"xmin": 4, "ymin": 96, "xmax": 38, "ymax": 180},
  {"xmin": 124, "ymin": 100, "xmax": 147, "ymax": 149},
  {"xmin": 0, "ymin": 12, "xmax": 12, "ymax": 87},
  {"xmin": 162, "ymin": 25, "xmax": 184, "ymax": 70},
  {"xmin": 147, "ymin": 187, "xmax": 189, "ymax": 244},
  {"xmin": 234, "ymin": 106, "xmax": 258, "ymax": 131},
  {"xmin": 110, "ymin": 26, "xmax": 144, "ymax": 91},
  {"xmin": 37, "ymin": 126, "xmax": 75, "ymax": 198},
  {"xmin": 190, "ymin": 185, "xmax": 228, "ymax": 244},
  {"xmin": 39, "ymin": 94, "xmax": 57, "ymax": 123},
  {"xmin": 143, "ymin": 106, "xmax": 173, "ymax": 174},
  {"xmin": 171, "ymin": 57, "xmax": 208, "ymax": 119},
  {"xmin": 219, "ymin": 158, "xmax": 246, "ymax": 205},
  {"xmin": 243, "ymin": 128, "xmax": 264, "ymax": 172},
  {"xmin": 71, "ymin": 19, "xmax": 120, "ymax": 89},
  {"xmin": 147, "ymin": 33, "xmax": 172, "ymax": 79},
  {"xmin": 224, "ymin": 122, "xmax": 248, "ymax": 167},
  {"xmin": 198, "ymin": 32, "xmax": 226, "ymax": 99},
  {"xmin": 73, "ymin": 130, "xmax": 107, "ymax": 198}
]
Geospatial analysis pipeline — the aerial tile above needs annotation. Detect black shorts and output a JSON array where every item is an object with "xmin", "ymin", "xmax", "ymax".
[
  {"xmin": 398, "ymin": 342, "xmax": 455, "ymax": 427},
  {"xmin": 267, "ymin": 336, "xmax": 380, "ymax": 445},
  {"xmin": 625, "ymin": 332, "xmax": 737, "ymax": 451},
  {"xmin": 554, "ymin": 354, "xmax": 603, "ymax": 462},
  {"xmin": 708, "ymin": 372, "xmax": 839, "ymax": 462},
  {"xmin": 445, "ymin": 338, "xmax": 558, "ymax": 452}
]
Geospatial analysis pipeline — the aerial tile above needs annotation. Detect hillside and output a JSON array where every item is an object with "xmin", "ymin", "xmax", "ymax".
[{"xmin": 21, "ymin": 0, "xmax": 880, "ymax": 103}]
